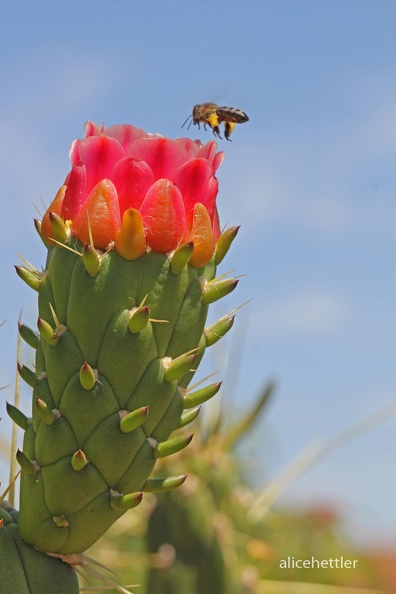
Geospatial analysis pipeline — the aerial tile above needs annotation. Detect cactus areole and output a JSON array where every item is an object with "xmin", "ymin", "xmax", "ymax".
[{"xmin": 16, "ymin": 122, "xmax": 239, "ymax": 555}]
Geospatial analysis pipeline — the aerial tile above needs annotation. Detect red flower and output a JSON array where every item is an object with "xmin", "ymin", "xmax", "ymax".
[{"xmin": 41, "ymin": 122, "xmax": 224, "ymax": 267}]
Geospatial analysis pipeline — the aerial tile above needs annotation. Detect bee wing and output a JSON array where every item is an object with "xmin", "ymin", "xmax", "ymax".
[{"xmin": 216, "ymin": 107, "xmax": 249, "ymax": 123}]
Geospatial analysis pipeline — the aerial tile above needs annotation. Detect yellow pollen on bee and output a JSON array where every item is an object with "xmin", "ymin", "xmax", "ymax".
[{"xmin": 208, "ymin": 113, "xmax": 220, "ymax": 127}]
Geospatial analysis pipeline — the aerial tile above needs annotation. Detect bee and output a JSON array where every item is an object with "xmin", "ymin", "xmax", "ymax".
[{"xmin": 182, "ymin": 103, "xmax": 249, "ymax": 141}]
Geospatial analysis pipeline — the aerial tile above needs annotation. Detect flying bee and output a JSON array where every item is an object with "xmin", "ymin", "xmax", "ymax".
[{"xmin": 182, "ymin": 103, "xmax": 249, "ymax": 141}]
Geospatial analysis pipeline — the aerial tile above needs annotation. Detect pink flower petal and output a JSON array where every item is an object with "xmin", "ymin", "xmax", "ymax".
[
  {"xmin": 174, "ymin": 158, "xmax": 213, "ymax": 227},
  {"xmin": 212, "ymin": 151, "xmax": 224, "ymax": 173},
  {"xmin": 112, "ymin": 157, "xmax": 155, "ymax": 215},
  {"xmin": 212, "ymin": 207, "xmax": 221, "ymax": 240},
  {"xmin": 84, "ymin": 121, "xmax": 104, "ymax": 137},
  {"xmin": 197, "ymin": 140, "xmax": 217, "ymax": 163},
  {"xmin": 104, "ymin": 124, "xmax": 149, "ymax": 149},
  {"xmin": 63, "ymin": 122, "xmax": 224, "ymax": 254},
  {"xmin": 62, "ymin": 160, "xmax": 87, "ymax": 220},
  {"xmin": 140, "ymin": 179, "xmax": 188, "ymax": 252},
  {"xmin": 77, "ymin": 135, "xmax": 125, "ymax": 195},
  {"xmin": 71, "ymin": 179, "xmax": 121, "ymax": 249},
  {"xmin": 202, "ymin": 176, "xmax": 219, "ymax": 221},
  {"xmin": 68, "ymin": 139, "xmax": 81, "ymax": 166},
  {"xmin": 127, "ymin": 137, "xmax": 197, "ymax": 181}
]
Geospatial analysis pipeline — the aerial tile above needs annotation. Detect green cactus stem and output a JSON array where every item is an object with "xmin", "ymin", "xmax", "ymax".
[
  {"xmin": 14, "ymin": 123, "xmax": 240, "ymax": 563},
  {"xmin": 16, "ymin": 240, "xmax": 237, "ymax": 555},
  {"xmin": 0, "ymin": 504, "xmax": 79, "ymax": 594}
]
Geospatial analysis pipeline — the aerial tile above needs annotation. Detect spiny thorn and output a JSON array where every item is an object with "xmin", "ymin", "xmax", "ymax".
[
  {"xmin": 49, "ymin": 302, "xmax": 63, "ymax": 332},
  {"xmin": 49, "ymin": 238, "xmax": 82, "ymax": 257}
]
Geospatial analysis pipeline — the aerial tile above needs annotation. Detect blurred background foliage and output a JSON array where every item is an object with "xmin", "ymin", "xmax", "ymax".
[{"xmin": 79, "ymin": 382, "xmax": 395, "ymax": 594}]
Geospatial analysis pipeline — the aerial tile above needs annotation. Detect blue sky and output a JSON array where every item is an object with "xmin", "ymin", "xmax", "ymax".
[{"xmin": 1, "ymin": 0, "xmax": 396, "ymax": 546}]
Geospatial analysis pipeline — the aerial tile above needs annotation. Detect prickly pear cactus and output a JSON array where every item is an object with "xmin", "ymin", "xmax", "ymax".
[
  {"xmin": 12, "ymin": 122, "xmax": 239, "ymax": 558},
  {"xmin": 0, "ymin": 503, "xmax": 79, "ymax": 594}
]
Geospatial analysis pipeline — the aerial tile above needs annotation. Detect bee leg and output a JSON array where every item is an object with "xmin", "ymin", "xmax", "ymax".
[
  {"xmin": 224, "ymin": 122, "xmax": 235, "ymax": 141},
  {"xmin": 212, "ymin": 125, "xmax": 222, "ymax": 139}
]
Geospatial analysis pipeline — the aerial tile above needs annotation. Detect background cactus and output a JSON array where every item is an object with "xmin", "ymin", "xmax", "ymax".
[
  {"xmin": 7, "ymin": 122, "xmax": 239, "ymax": 576},
  {"xmin": 85, "ymin": 382, "xmax": 385, "ymax": 594},
  {"xmin": 144, "ymin": 383, "xmax": 273, "ymax": 594}
]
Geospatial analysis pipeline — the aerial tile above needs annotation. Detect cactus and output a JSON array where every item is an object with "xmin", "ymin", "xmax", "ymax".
[
  {"xmin": 0, "ymin": 503, "xmax": 79, "ymax": 594},
  {"xmin": 10, "ymin": 121, "xmax": 239, "ymax": 568}
]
